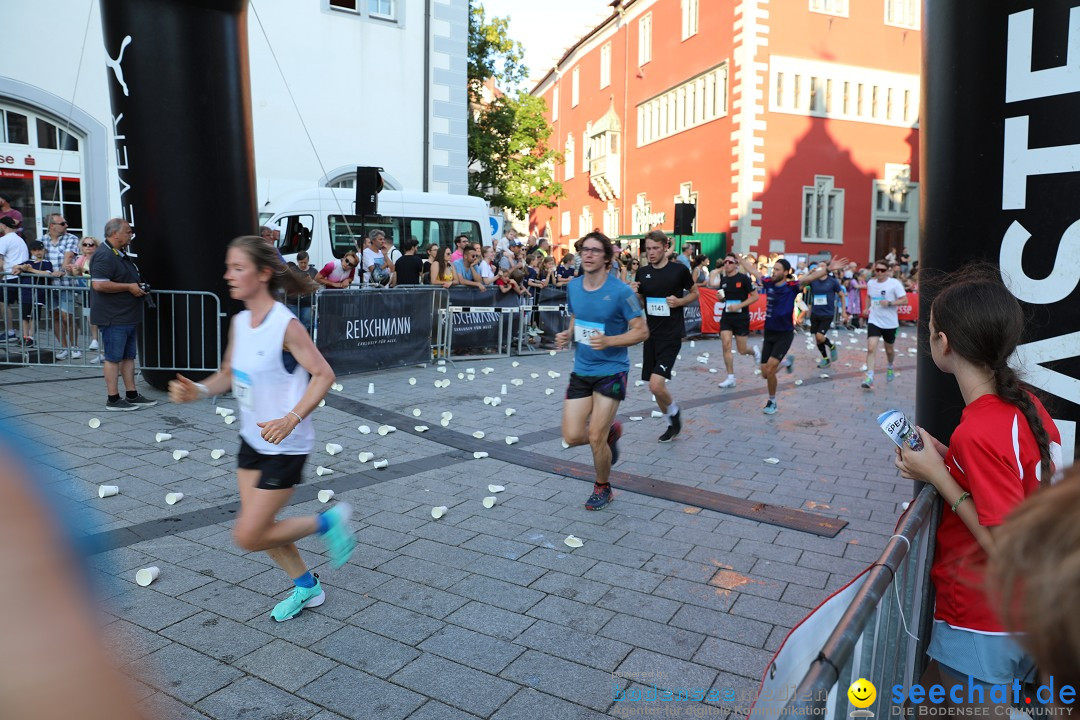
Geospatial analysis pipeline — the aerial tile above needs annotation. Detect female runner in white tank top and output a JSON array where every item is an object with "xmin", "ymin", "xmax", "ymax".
[{"xmin": 169, "ymin": 236, "xmax": 354, "ymax": 622}]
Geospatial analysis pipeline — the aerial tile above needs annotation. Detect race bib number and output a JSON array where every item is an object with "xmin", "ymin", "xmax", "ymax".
[
  {"xmin": 724, "ymin": 299, "xmax": 742, "ymax": 313},
  {"xmin": 646, "ymin": 298, "xmax": 670, "ymax": 317},
  {"xmin": 876, "ymin": 297, "xmax": 890, "ymax": 306},
  {"xmin": 813, "ymin": 295, "xmax": 828, "ymax": 306},
  {"xmin": 574, "ymin": 320, "xmax": 604, "ymax": 344},
  {"xmin": 232, "ymin": 369, "xmax": 254, "ymax": 412}
]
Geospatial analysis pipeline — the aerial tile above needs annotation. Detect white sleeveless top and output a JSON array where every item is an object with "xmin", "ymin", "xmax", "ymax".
[{"xmin": 231, "ymin": 302, "xmax": 314, "ymax": 455}]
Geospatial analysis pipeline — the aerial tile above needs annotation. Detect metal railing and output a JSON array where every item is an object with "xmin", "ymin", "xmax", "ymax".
[
  {"xmin": 755, "ymin": 484, "xmax": 938, "ymax": 720},
  {"xmin": 0, "ymin": 280, "xmax": 223, "ymax": 373}
]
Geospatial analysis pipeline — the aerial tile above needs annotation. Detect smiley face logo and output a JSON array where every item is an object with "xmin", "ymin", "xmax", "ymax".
[{"xmin": 848, "ymin": 678, "xmax": 876, "ymax": 709}]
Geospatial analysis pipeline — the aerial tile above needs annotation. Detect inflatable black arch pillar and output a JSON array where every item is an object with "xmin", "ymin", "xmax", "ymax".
[{"xmin": 100, "ymin": 0, "xmax": 255, "ymax": 390}]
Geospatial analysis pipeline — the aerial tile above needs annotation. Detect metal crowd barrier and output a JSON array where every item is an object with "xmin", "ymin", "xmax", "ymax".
[
  {"xmin": 757, "ymin": 484, "xmax": 937, "ymax": 720},
  {"xmin": 0, "ymin": 280, "xmax": 222, "ymax": 373}
]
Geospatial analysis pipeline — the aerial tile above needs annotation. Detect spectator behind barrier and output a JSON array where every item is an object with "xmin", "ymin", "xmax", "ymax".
[
  {"xmin": 393, "ymin": 237, "xmax": 424, "ymax": 286},
  {"xmin": 316, "ymin": 251, "xmax": 358, "ymax": 289},
  {"xmin": 286, "ymin": 251, "xmax": 318, "ymax": 331},
  {"xmin": 451, "ymin": 245, "xmax": 486, "ymax": 290}
]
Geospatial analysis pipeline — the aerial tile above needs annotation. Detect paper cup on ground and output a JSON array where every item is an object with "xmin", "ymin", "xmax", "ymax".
[
  {"xmin": 505, "ymin": 436, "xmax": 519, "ymax": 445},
  {"xmin": 331, "ymin": 382, "xmax": 343, "ymax": 391},
  {"xmin": 473, "ymin": 431, "xmax": 485, "ymax": 438},
  {"xmin": 368, "ymin": 382, "xmax": 375, "ymax": 393},
  {"xmin": 155, "ymin": 432, "xmax": 173, "ymax": 442},
  {"xmin": 490, "ymin": 397, "xmax": 502, "ymax": 406},
  {"xmin": 88, "ymin": 417, "xmax": 101, "ymax": 429},
  {"xmin": 358, "ymin": 452, "xmax": 374, "ymax": 462},
  {"xmin": 457, "ymin": 372, "xmax": 464, "ymax": 379},
  {"xmin": 325, "ymin": 443, "xmax": 343, "ymax": 455},
  {"xmin": 215, "ymin": 407, "xmax": 234, "ymax": 417},
  {"xmin": 408, "ymin": 377, "xmax": 416, "ymax": 385},
  {"xmin": 483, "ymin": 397, "xmax": 493, "ymax": 405},
  {"xmin": 442, "ymin": 411, "xmax": 453, "ymax": 420},
  {"xmin": 505, "ymin": 408, "xmax": 516, "ymax": 416},
  {"xmin": 564, "ymin": 535, "xmax": 584, "ymax": 548},
  {"xmin": 318, "ymin": 399, "xmax": 326, "ymax": 407},
  {"xmin": 530, "ymin": 373, "xmax": 539, "ymax": 379},
  {"xmin": 431, "ymin": 506, "xmax": 448, "ymax": 519},
  {"xmin": 440, "ymin": 418, "xmax": 451, "ymax": 427},
  {"xmin": 549, "ymin": 350, "xmax": 557, "ymax": 356},
  {"xmin": 224, "ymin": 415, "xmax": 236, "ymax": 425},
  {"xmin": 415, "ymin": 425, "xmax": 429, "ymax": 432},
  {"xmin": 629, "ymin": 416, "xmax": 643, "ymax": 421},
  {"xmin": 473, "ymin": 451, "xmax": 489, "ymax": 459},
  {"xmin": 545, "ymin": 388, "xmax": 554, "ymax": 395},
  {"xmin": 378, "ymin": 425, "xmax": 392, "ymax": 436},
  {"xmin": 483, "ymin": 496, "xmax": 497, "ymax": 508},
  {"xmin": 316, "ymin": 466, "xmax": 333, "ymax": 476},
  {"xmin": 488, "ymin": 484, "xmax": 505, "ymax": 493},
  {"xmin": 437, "ymin": 359, "xmax": 446, "ymax": 366},
  {"xmin": 98, "ymin": 485, "xmax": 119, "ymax": 498},
  {"xmin": 500, "ymin": 384, "xmax": 507, "ymax": 394},
  {"xmin": 210, "ymin": 449, "xmax": 225, "ymax": 460},
  {"xmin": 412, "ymin": 408, "xmax": 422, "ymax": 416},
  {"xmin": 135, "ymin": 566, "xmax": 160, "ymax": 587},
  {"xmin": 172, "ymin": 450, "xmax": 190, "ymax": 460},
  {"xmin": 512, "ymin": 361, "xmax": 520, "ymax": 367},
  {"xmin": 651, "ymin": 411, "xmax": 664, "ymax": 418},
  {"xmin": 358, "ymin": 425, "xmax": 371, "ymax": 434},
  {"xmin": 373, "ymin": 459, "xmax": 389, "ymax": 469},
  {"xmin": 165, "ymin": 492, "xmax": 184, "ymax": 505},
  {"xmin": 318, "ymin": 489, "xmax": 335, "ymax": 503},
  {"xmin": 436, "ymin": 366, "xmax": 447, "ymax": 374}
]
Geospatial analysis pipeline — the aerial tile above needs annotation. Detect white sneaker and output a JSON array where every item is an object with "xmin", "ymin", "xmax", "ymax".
[
  {"xmin": 55, "ymin": 349, "xmax": 69, "ymax": 360},
  {"xmin": 752, "ymin": 345, "xmax": 762, "ymax": 364},
  {"xmin": 88, "ymin": 339, "xmax": 99, "ymax": 350},
  {"xmin": 69, "ymin": 348, "xmax": 82, "ymax": 359},
  {"xmin": 718, "ymin": 377, "xmax": 736, "ymax": 388},
  {"xmin": 89, "ymin": 354, "xmax": 102, "ymax": 364},
  {"xmin": 860, "ymin": 364, "xmax": 868, "ymax": 372}
]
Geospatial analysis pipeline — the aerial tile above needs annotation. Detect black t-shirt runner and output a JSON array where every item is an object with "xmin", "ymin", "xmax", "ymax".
[
  {"xmin": 718, "ymin": 272, "xmax": 754, "ymax": 314},
  {"xmin": 635, "ymin": 261, "xmax": 694, "ymax": 338}
]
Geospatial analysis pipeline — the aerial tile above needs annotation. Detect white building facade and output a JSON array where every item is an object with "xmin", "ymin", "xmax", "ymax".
[{"xmin": 0, "ymin": 0, "xmax": 468, "ymax": 241}]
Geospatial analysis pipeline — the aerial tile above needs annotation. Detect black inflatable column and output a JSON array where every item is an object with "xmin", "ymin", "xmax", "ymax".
[
  {"xmin": 99, "ymin": 0, "xmax": 255, "ymax": 390},
  {"xmin": 921, "ymin": 1, "xmax": 1080, "ymax": 462}
]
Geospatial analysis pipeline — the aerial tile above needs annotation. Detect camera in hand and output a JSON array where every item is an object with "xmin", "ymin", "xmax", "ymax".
[{"xmin": 139, "ymin": 282, "xmax": 156, "ymax": 309}]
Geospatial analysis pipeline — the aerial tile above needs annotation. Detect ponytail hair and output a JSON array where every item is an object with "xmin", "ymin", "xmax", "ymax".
[
  {"xmin": 929, "ymin": 266, "xmax": 1053, "ymax": 484},
  {"xmin": 228, "ymin": 236, "xmax": 318, "ymax": 298}
]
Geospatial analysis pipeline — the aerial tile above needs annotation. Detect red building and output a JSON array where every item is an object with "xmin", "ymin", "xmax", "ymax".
[{"xmin": 530, "ymin": 0, "xmax": 920, "ymax": 265}]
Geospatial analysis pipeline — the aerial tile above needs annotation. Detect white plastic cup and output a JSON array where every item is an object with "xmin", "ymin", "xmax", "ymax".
[
  {"xmin": 505, "ymin": 436, "xmax": 519, "ymax": 445},
  {"xmin": 368, "ymin": 382, "xmax": 375, "ymax": 394},
  {"xmin": 358, "ymin": 452, "xmax": 374, "ymax": 462},
  {"xmin": 88, "ymin": 418, "xmax": 101, "ymax": 429},
  {"xmin": 98, "ymin": 485, "xmax": 119, "ymax": 498},
  {"xmin": 483, "ymin": 496, "xmax": 497, "ymax": 508},
  {"xmin": 215, "ymin": 407, "xmax": 234, "ymax": 417},
  {"xmin": 155, "ymin": 432, "xmax": 173, "ymax": 442},
  {"xmin": 431, "ymin": 506, "xmax": 448, "ymax": 519},
  {"xmin": 318, "ymin": 489, "xmax": 335, "ymax": 503},
  {"xmin": 325, "ymin": 443, "xmax": 343, "ymax": 456},
  {"xmin": 501, "ymin": 384, "xmax": 507, "ymax": 395},
  {"xmin": 165, "ymin": 492, "xmax": 184, "ymax": 505},
  {"xmin": 224, "ymin": 415, "xmax": 236, "ymax": 425},
  {"xmin": 135, "ymin": 566, "xmax": 160, "ymax": 587},
  {"xmin": 316, "ymin": 466, "xmax": 333, "ymax": 476},
  {"xmin": 373, "ymin": 459, "xmax": 389, "ymax": 469},
  {"xmin": 210, "ymin": 449, "xmax": 225, "ymax": 460},
  {"xmin": 172, "ymin": 450, "xmax": 190, "ymax": 461}
]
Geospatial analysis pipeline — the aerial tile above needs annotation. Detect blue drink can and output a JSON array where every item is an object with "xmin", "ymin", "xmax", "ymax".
[{"xmin": 878, "ymin": 409, "xmax": 924, "ymax": 451}]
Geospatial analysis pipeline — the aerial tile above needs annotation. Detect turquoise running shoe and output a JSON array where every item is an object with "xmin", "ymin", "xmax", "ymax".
[
  {"xmin": 271, "ymin": 576, "xmax": 325, "ymax": 622},
  {"xmin": 320, "ymin": 502, "xmax": 356, "ymax": 569}
]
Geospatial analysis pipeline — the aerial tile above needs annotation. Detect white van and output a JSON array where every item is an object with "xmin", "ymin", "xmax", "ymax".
[{"xmin": 261, "ymin": 186, "xmax": 490, "ymax": 279}]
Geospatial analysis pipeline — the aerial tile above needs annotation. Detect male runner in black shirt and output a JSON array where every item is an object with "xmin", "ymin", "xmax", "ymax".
[
  {"xmin": 716, "ymin": 252, "xmax": 760, "ymax": 388},
  {"xmin": 634, "ymin": 230, "xmax": 697, "ymax": 442}
]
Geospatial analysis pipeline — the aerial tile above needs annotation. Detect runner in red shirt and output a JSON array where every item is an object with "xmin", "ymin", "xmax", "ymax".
[{"xmin": 895, "ymin": 269, "xmax": 1061, "ymax": 699}]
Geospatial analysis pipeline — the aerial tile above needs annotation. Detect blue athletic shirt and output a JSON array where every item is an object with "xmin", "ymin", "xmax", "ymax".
[
  {"xmin": 760, "ymin": 277, "xmax": 800, "ymax": 332},
  {"xmin": 808, "ymin": 276, "xmax": 843, "ymax": 317},
  {"xmin": 566, "ymin": 273, "xmax": 644, "ymax": 376}
]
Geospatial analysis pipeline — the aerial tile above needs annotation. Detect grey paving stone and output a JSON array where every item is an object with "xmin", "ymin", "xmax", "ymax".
[
  {"xmin": 752, "ymin": 558, "xmax": 829, "ymax": 589},
  {"xmin": 599, "ymin": 614, "xmax": 706, "ymax": 661},
  {"xmin": 729, "ymin": 593, "xmax": 813, "ymax": 628},
  {"xmin": 348, "ymin": 601, "xmax": 446, "ymax": 646},
  {"xmin": 616, "ymin": 530, "xmax": 696, "ymax": 559},
  {"xmin": 465, "ymin": 553, "xmax": 549, "ymax": 586},
  {"xmin": 500, "ymin": 650, "xmax": 625, "ymax": 712},
  {"xmin": 641, "ymin": 554, "xmax": 717, "ymax": 583},
  {"xmin": 693, "ymin": 636, "xmax": 775, "ymax": 680},
  {"xmin": 108, "ymin": 587, "xmax": 202, "ymax": 632},
  {"xmin": 399, "ymin": 537, "xmax": 485, "ymax": 570},
  {"xmin": 582, "ymin": 561, "xmax": 664, "ymax": 594},
  {"xmin": 669, "ymin": 604, "xmax": 773, "ymax": 649},
  {"xmin": 296, "ymin": 665, "xmax": 425, "ymax": 720},
  {"xmin": 159, "ymin": 610, "xmax": 274, "ymax": 663},
  {"xmin": 176, "ymin": 549, "xmax": 269, "ymax": 584},
  {"xmin": 407, "ymin": 700, "xmax": 483, "ymax": 720},
  {"xmin": 195, "ymin": 675, "xmax": 321, "ymax": 720},
  {"xmin": 368, "ymin": 577, "xmax": 471, "ymax": 619},
  {"xmin": 706, "ymin": 671, "xmax": 763, "ymax": 713},
  {"xmin": 515, "ymin": 619, "xmax": 632, "ymax": 672},
  {"xmin": 236, "ymin": 639, "xmax": 339, "ymax": 692},
  {"xmin": 491, "ymin": 687, "xmax": 610, "ymax": 720},
  {"xmin": 355, "ymin": 524, "xmax": 415, "ymax": 551},
  {"xmin": 377, "ymin": 554, "xmax": 470, "ymax": 589},
  {"xmin": 101, "ymin": 619, "xmax": 173, "ymax": 665},
  {"xmin": 391, "ymin": 653, "xmax": 520, "ymax": 717},
  {"xmin": 306, "ymin": 585, "xmax": 378, "ymax": 621},
  {"xmin": 460, "ymin": 532, "xmax": 536, "ymax": 560},
  {"xmin": 311, "ymin": 625, "xmax": 420, "ymax": 678},
  {"xmin": 654, "ymin": 576, "xmax": 742, "ymax": 612},
  {"xmin": 176, "ymin": 580, "xmax": 270, "ymax": 623},
  {"xmin": 137, "ymin": 643, "xmax": 244, "ymax": 705},
  {"xmin": 448, "ymin": 574, "xmax": 544, "ymax": 613},
  {"xmin": 597, "ymin": 585, "xmax": 681, "ymax": 623},
  {"xmin": 528, "ymin": 570, "xmax": 611, "ymax": 604},
  {"xmin": 316, "ymin": 563, "xmax": 394, "ymax": 594},
  {"xmin": 418, "ymin": 624, "xmax": 525, "ymax": 674},
  {"xmin": 135, "ymin": 692, "xmax": 214, "ymax": 720},
  {"xmin": 444, "ymin": 600, "xmax": 537, "ymax": 641},
  {"xmin": 525, "ymin": 594, "xmax": 616, "ymax": 635},
  {"xmin": 615, "ymin": 648, "xmax": 719, "ymax": 700},
  {"xmin": 517, "ymin": 546, "xmax": 597, "ymax": 576}
]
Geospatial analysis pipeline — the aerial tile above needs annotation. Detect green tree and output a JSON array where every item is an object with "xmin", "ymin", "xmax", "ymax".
[{"xmin": 468, "ymin": 2, "xmax": 563, "ymax": 216}]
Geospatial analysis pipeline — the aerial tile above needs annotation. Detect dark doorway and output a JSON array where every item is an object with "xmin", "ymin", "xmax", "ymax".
[{"xmin": 874, "ymin": 220, "xmax": 905, "ymax": 263}]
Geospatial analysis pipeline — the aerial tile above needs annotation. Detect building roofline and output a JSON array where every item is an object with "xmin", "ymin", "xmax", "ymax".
[{"xmin": 531, "ymin": 0, "xmax": 643, "ymax": 95}]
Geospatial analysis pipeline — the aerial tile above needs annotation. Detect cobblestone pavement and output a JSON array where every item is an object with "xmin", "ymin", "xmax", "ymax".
[{"xmin": 1, "ymin": 327, "xmax": 920, "ymax": 719}]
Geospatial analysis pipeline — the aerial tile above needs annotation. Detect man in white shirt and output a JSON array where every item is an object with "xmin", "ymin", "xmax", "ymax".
[
  {"xmin": 362, "ymin": 229, "xmax": 398, "ymax": 286},
  {"xmin": 0, "ymin": 216, "xmax": 29, "ymax": 340},
  {"xmin": 861, "ymin": 260, "xmax": 908, "ymax": 389}
]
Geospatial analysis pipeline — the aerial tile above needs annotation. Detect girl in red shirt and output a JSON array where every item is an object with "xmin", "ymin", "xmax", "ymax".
[{"xmin": 896, "ymin": 269, "xmax": 1061, "ymax": 695}]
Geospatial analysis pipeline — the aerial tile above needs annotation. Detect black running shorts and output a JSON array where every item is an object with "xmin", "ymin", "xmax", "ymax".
[
  {"xmin": 641, "ymin": 336, "xmax": 680, "ymax": 380},
  {"xmin": 238, "ymin": 438, "xmax": 307, "ymax": 490},
  {"xmin": 868, "ymin": 323, "xmax": 897, "ymax": 344},
  {"xmin": 566, "ymin": 371, "xmax": 628, "ymax": 401},
  {"xmin": 761, "ymin": 329, "xmax": 794, "ymax": 362}
]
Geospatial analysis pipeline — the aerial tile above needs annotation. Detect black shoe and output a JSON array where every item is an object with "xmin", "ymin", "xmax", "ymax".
[
  {"xmin": 659, "ymin": 410, "xmax": 681, "ymax": 442},
  {"xmin": 585, "ymin": 483, "xmax": 614, "ymax": 511},
  {"xmin": 126, "ymin": 394, "xmax": 158, "ymax": 409},
  {"xmin": 106, "ymin": 397, "xmax": 138, "ymax": 411},
  {"xmin": 607, "ymin": 421, "xmax": 622, "ymax": 466}
]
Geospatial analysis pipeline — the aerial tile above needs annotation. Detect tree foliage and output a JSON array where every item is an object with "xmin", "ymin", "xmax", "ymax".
[{"xmin": 468, "ymin": 2, "xmax": 562, "ymax": 216}]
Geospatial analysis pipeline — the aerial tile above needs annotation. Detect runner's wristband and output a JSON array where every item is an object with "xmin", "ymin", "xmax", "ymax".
[
  {"xmin": 195, "ymin": 382, "xmax": 210, "ymax": 399},
  {"xmin": 951, "ymin": 491, "xmax": 971, "ymax": 513}
]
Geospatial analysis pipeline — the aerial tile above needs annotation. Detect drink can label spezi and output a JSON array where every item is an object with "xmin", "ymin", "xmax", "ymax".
[{"xmin": 878, "ymin": 409, "xmax": 924, "ymax": 451}]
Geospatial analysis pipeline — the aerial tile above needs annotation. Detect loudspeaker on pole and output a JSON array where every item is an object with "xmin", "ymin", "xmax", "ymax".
[
  {"xmin": 356, "ymin": 166, "xmax": 384, "ymax": 216},
  {"xmin": 674, "ymin": 203, "xmax": 696, "ymax": 235}
]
